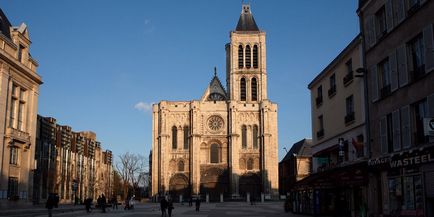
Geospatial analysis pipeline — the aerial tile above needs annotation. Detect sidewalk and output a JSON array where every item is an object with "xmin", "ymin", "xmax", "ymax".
[{"xmin": 0, "ymin": 203, "xmax": 85, "ymax": 217}]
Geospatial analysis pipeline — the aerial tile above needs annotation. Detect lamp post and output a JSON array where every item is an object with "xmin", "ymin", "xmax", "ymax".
[{"xmin": 355, "ymin": 67, "xmax": 370, "ymax": 158}]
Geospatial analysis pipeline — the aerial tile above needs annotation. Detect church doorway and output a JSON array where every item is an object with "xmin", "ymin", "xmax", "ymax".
[
  {"xmin": 200, "ymin": 167, "xmax": 229, "ymax": 201},
  {"xmin": 239, "ymin": 173, "xmax": 261, "ymax": 201},
  {"xmin": 169, "ymin": 173, "xmax": 189, "ymax": 202}
]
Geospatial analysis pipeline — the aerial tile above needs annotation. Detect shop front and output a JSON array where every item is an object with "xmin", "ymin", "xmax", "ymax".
[
  {"xmin": 368, "ymin": 144, "xmax": 434, "ymax": 217},
  {"xmin": 291, "ymin": 161, "xmax": 368, "ymax": 217}
]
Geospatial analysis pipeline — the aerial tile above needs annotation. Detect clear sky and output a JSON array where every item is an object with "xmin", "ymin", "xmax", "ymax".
[{"xmin": 1, "ymin": 0, "xmax": 359, "ymax": 161}]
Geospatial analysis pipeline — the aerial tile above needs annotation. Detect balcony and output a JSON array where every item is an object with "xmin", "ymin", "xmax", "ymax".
[
  {"xmin": 6, "ymin": 127, "xmax": 30, "ymax": 145},
  {"xmin": 315, "ymin": 96, "xmax": 323, "ymax": 107},
  {"xmin": 345, "ymin": 112, "xmax": 355, "ymax": 124},
  {"xmin": 380, "ymin": 84, "xmax": 391, "ymax": 99},
  {"xmin": 316, "ymin": 129, "xmax": 324, "ymax": 139},
  {"xmin": 328, "ymin": 86, "xmax": 336, "ymax": 98},
  {"xmin": 343, "ymin": 71, "xmax": 353, "ymax": 86}
]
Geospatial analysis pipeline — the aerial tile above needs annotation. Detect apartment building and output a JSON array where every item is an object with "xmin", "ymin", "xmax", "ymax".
[
  {"xmin": 295, "ymin": 35, "xmax": 368, "ymax": 216},
  {"xmin": 34, "ymin": 116, "xmax": 113, "ymax": 204},
  {"xmin": 358, "ymin": 0, "xmax": 434, "ymax": 216},
  {"xmin": 0, "ymin": 9, "xmax": 42, "ymax": 206}
]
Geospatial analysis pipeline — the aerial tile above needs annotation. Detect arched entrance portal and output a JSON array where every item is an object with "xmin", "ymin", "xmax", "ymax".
[
  {"xmin": 239, "ymin": 173, "xmax": 261, "ymax": 200},
  {"xmin": 169, "ymin": 173, "xmax": 189, "ymax": 202},
  {"xmin": 200, "ymin": 167, "xmax": 229, "ymax": 201}
]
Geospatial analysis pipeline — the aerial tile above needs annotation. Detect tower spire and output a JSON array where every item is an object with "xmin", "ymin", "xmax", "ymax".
[{"xmin": 214, "ymin": 66, "xmax": 217, "ymax": 77}]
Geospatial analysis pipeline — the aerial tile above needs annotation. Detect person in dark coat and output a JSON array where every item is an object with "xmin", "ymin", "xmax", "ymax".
[
  {"xmin": 195, "ymin": 197, "xmax": 201, "ymax": 212},
  {"xmin": 46, "ymin": 194, "xmax": 55, "ymax": 217},
  {"xmin": 167, "ymin": 198, "xmax": 174, "ymax": 217},
  {"xmin": 188, "ymin": 196, "xmax": 193, "ymax": 207},
  {"xmin": 85, "ymin": 197, "xmax": 92, "ymax": 213},
  {"xmin": 111, "ymin": 195, "xmax": 118, "ymax": 209},
  {"xmin": 160, "ymin": 197, "xmax": 168, "ymax": 217},
  {"xmin": 101, "ymin": 194, "xmax": 106, "ymax": 213}
]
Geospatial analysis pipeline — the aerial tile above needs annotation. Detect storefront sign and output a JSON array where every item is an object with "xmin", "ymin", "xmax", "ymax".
[
  {"xmin": 424, "ymin": 118, "xmax": 434, "ymax": 136},
  {"xmin": 368, "ymin": 146, "xmax": 434, "ymax": 169}
]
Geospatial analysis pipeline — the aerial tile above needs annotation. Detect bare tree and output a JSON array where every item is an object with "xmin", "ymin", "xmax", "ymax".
[{"xmin": 115, "ymin": 152, "xmax": 147, "ymax": 198}]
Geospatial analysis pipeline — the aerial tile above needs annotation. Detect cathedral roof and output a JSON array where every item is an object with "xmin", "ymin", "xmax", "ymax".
[
  {"xmin": 201, "ymin": 68, "xmax": 227, "ymax": 101},
  {"xmin": 235, "ymin": 4, "xmax": 260, "ymax": 32}
]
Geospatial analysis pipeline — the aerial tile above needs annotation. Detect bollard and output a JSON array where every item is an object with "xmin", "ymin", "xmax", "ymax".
[
  {"xmin": 261, "ymin": 193, "xmax": 264, "ymax": 203},
  {"xmin": 180, "ymin": 195, "xmax": 183, "ymax": 204},
  {"xmin": 220, "ymin": 193, "xmax": 224, "ymax": 203},
  {"xmin": 247, "ymin": 193, "xmax": 250, "ymax": 203},
  {"xmin": 206, "ymin": 193, "xmax": 209, "ymax": 203}
]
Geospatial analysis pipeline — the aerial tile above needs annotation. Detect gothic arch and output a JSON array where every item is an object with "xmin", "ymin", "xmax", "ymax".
[
  {"xmin": 169, "ymin": 173, "xmax": 189, "ymax": 201},
  {"xmin": 239, "ymin": 158, "xmax": 246, "ymax": 170},
  {"xmin": 239, "ymin": 172, "xmax": 261, "ymax": 198},
  {"xmin": 251, "ymin": 77, "xmax": 257, "ymax": 101},
  {"xmin": 238, "ymin": 45, "xmax": 244, "ymax": 69},
  {"xmin": 178, "ymin": 160, "xmax": 185, "ymax": 172},
  {"xmin": 240, "ymin": 77, "xmax": 246, "ymax": 101}
]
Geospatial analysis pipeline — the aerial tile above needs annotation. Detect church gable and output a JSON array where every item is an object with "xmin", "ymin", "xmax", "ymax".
[{"xmin": 200, "ymin": 71, "xmax": 227, "ymax": 102}]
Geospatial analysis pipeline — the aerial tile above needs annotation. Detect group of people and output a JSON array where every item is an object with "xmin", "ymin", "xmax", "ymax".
[
  {"xmin": 159, "ymin": 197, "xmax": 174, "ymax": 217},
  {"xmin": 85, "ymin": 194, "xmax": 118, "ymax": 213}
]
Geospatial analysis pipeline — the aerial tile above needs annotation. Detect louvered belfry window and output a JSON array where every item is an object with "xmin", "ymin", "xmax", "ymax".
[
  {"xmin": 240, "ymin": 78, "xmax": 246, "ymax": 101},
  {"xmin": 253, "ymin": 45, "xmax": 258, "ymax": 68},
  {"xmin": 251, "ymin": 78, "xmax": 257, "ymax": 101},
  {"xmin": 246, "ymin": 45, "xmax": 251, "ymax": 68},
  {"xmin": 238, "ymin": 45, "xmax": 244, "ymax": 69}
]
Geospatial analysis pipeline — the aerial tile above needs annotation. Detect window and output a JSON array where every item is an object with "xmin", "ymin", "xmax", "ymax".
[
  {"xmin": 381, "ymin": 114, "xmax": 394, "ymax": 153},
  {"xmin": 10, "ymin": 146, "xmax": 18, "ymax": 165},
  {"xmin": 245, "ymin": 45, "xmax": 251, "ymax": 69},
  {"xmin": 378, "ymin": 58, "xmax": 391, "ymax": 98},
  {"xmin": 240, "ymin": 78, "xmax": 246, "ymax": 101},
  {"xmin": 7, "ymin": 177, "xmax": 18, "ymax": 199},
  {"xmin": 253, "ymin": 125, "xmax": 258, "ymax": 149},
  {"xmin": 172, "ymin": 126, "xmax": 177, "ymax": 149},
  {"xmin": 413, "ymin": 99, "xmax": 428, "ymax": 145},
  {"xmin": 183, "ymin": 126, "xmax": 189, "ymax": 149},
  {"xmin": 388, "ymin": 175, "xmax": 423, "ymax": 214},
  {"xmin": 251, "ymin": 77, "xmax": 257, "ymax": 101},
  {"xmin": 407, "ymin": 0, "xmax": 421, "ymax": 15},
  {"xmin": 375, "ymin": 6, "xmax": 387, "ymax": 39},
  {"xmin": 9, "ymin": 84, "xmax": 26, "ymax": 130},
  {"xmin": 316, "ymin": 85, "xmax": 323, "ymax": 106},
  {"xmin": 18, "ymin": 45, "xmax": 24, "ymax": 62},
  {"xmin": 242, "ymin": 125, "xmax": 247, "ymax": 149},
  {"xmin": 210, "ymin": 144, "xmax": 219, "ymax": 163},
  {"xmin": 344, "ymin": 59, "xmax": 354, "ymax": 85},
  {"xmin": 345, "ymin": 95, "xmax": 355, "ymax": 124},
  {"xmin": 253, "ymin": 45, "xmax": 258, "ymax": 68},
  {"xmin": 328, "ymin": 74, "xmax": 336, "ymax": 97},
  {"xmin": 317, "ymin": 115, "xmax": 324, "ymax": 138},
  {"xmin": 408, "ymin": 34, "xmax": 425, "ymax": 80},
  {"xmin": 247, "ymin": 158, "xmax": 253, "ymax": 170},
  {"xmin": 178, "ymin": 161, "xmax": 184, "ymax": 172},
  {"xmin": 238, "ymin": 45, "xmax": 244, "ymax": 69}
]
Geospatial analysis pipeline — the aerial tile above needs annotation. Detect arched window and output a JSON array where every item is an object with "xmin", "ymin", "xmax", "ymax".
[
  {"xmin": 253, "ymin": 125, "xmax": 258, "ymax": 149},
  {"xmin": 172, "ymin": 126, "xmax": 177, "ymax": 149},
  {"xmin": 251, "ymin": 78, "xmax": 257, "ymax": 101},
  {"xmin": 247, "ymin": 158, "xmax": 253, "ymax": 170},
  {"xmin": 253, "ymin": 45, "xmax": 258, "ymax": 68},
  {"xmin": 239, "ymin": 158, "xmax": 246, "ymax": 170},
  {"xmin": 245, "ymin": 45, "xmax": 251, "ymax": 69},
  {"xmin": 240, "ymin": 78, "xmax": 246, "ymax": 101},
  {"xmin": 183, "ymin": 126, "xmax": 189, "ymax": 149},
  {"xmin": 210, "ymin": 144, "xmax": 219, "ymax": 163},
  {"xmin": 238, "ymin": 45, "xmax": 244, "ymax": 69},
  {"xmin": 178, "ymin": 161, "xmax": 184, "ymax": 172},
  {"xmin": 242, "ymin": 125, "xmax": 247, "ymax": 149}
]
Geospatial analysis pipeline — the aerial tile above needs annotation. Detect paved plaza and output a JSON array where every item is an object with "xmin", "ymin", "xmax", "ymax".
[{"xmin": 11, "ymin": 202, "xmax": 303, "ymax": 217}]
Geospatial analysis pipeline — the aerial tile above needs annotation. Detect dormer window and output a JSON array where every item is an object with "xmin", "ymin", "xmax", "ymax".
[{"xmin": 18, "ymin": 44, "xmax": 25, "ymax": 62}]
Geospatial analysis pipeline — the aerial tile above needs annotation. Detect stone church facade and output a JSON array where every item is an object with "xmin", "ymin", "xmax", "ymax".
[{"xmin": 151, "ymin": 4, "xmax": 278, "ymax": 201}]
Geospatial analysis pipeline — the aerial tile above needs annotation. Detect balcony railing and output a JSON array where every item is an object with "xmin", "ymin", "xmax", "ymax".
[
  {"xmin": 343, "ymin": 71, "xmax": 354, "ymax": 86},
  {"xmin": 380, "ymin": 84, "xmax": 391, "ymax": 98},
  {"xmin": 345, "ymin": 112, "xmax": 355, "ymax": 124},
  {"xmin": 328, "ymin": 86, "xmax": 336, "ymax": 97},
  {"xmin": 316, "ymin": 129, "xmax": 324, "ymax": 139},
  {"xmin": 316, "ymin": 96, "xmax": 323, "ymax": 107}
]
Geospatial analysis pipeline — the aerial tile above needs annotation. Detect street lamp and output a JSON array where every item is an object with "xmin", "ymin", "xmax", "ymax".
[{"xmin": 355, "ymin": 67, "xmax": 371, "ymax": 158}]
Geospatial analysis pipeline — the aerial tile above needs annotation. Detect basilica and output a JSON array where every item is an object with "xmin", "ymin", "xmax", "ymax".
[{"xmin": 151, "ymin": 4, "xmax": 278, "ymax": 201}]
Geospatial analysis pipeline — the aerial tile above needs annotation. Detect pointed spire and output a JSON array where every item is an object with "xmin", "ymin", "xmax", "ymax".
[
  {"xmin": 214, "ymin": 66, "xmax": 217, "ymax": 77},
  {"xmin": 235, "ymin": 3, "xmax": 260, "ymax": 32}
]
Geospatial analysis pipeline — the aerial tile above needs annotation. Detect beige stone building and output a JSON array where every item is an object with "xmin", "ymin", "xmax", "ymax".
[
  {"xmin": 151, "ymin": 4, "xmax": 278, "ymax": 201},
  {"xmin": 0, "ymin": 9, "xmax": 42, "ymax": 205},
  {"xmin": 292, "ymin": 35, "xmax": 369, "ymax": 216}
]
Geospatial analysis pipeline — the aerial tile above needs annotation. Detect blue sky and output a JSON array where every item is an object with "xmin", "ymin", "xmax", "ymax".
[{"xmin": 1, "ymin": 0, "xmax": 359, "ymax": 161}]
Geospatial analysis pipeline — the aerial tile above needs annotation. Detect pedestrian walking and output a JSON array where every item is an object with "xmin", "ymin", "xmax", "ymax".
[
  {"xmin": 167, "ymin": 198, "xmax": 174, "ymax": 217},
  {"xmin": 160, "ymin": 197, "xmax": 168, "ymax": 217},
  {"xmin": 111, "ymin": 195, "xmax": 118, "ymax": 209},
  {"xmin": 195, "ymin": 197, "xmax": 201, "ymax": 212},
  {"xmin": 46, "ymin": 194, "xmax": 55, "ymax": 217},
  {"xmin": 188, "ymin": 196, "xmax": 193, "ymax": 207},
  {"xmin": 85, "ymin": 197, "xmax": 92, "ymax": 213},
  {"xmin": 101, "ymin": 194, "xmax": 107, "ymax": 213}
]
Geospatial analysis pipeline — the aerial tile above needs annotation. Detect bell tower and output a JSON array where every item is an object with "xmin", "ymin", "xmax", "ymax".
[{"xmin": 226, "ymin": 3, "xmax": 267, "ymax": 103}]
